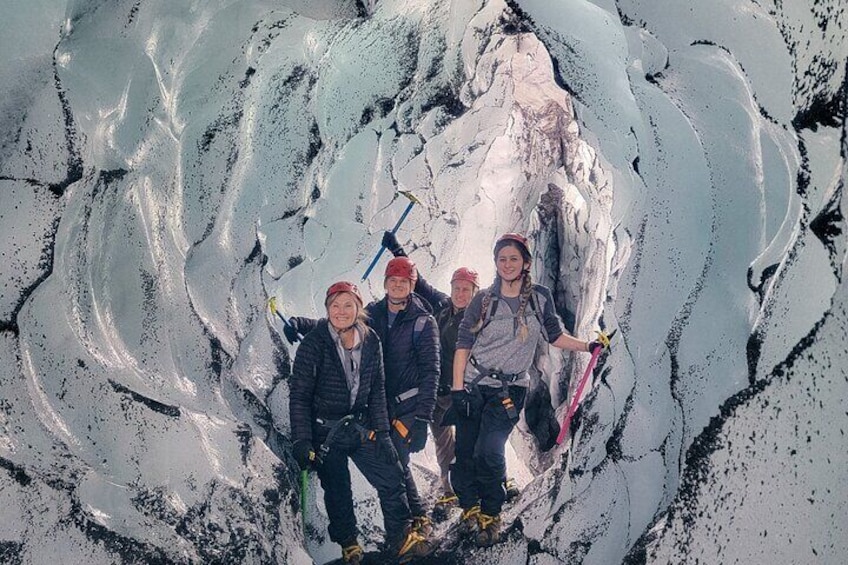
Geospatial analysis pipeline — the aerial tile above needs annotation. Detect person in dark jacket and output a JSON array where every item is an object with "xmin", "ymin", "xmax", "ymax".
[
  {"xmin": 381, "ymin": 231, "xmax": 521, "ymax": 520},
  {"xmin": 288, "ymin": 282, "xmax": 432, "ymax": 564},
  {"xmin": 285, "ymin": 260, "xmax": 441, "ymax": 540},
  {"xmin": 451, "ymin": 234, "xmax": 605, "ymax": 547}
]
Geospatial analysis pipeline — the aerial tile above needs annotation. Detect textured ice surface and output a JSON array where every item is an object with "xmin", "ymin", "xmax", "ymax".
[{"xmin": 1, "ymin": 0, "xmax": 845, "ymax": 563}]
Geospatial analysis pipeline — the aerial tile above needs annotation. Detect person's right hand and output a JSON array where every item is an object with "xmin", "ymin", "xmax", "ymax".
[
  {"xmin": 451, "ymin": 389, "xmax": 471, "ymax": 418},
  {"xmin": 407, "ymin": 418, "xmax": 429, "ymax": 453},
  {"xmin": 375, "ymin": 431, "xmax": 399, "ymax": 465},
  {"xmin": 381, "ymin": 231, "xmax": 406, "ymax": 257},
  {"xmin": 283, "ymin": 320, "xmax": 301, "ymax": 345},
  {"xmin": 292, "ymin": 439, "xmax": 317, "ymax": 471}
]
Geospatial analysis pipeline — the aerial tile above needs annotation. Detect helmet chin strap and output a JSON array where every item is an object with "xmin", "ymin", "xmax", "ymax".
[{"xmin": 388, "ymin": 297, "xmax": 408, "ymax": 306}]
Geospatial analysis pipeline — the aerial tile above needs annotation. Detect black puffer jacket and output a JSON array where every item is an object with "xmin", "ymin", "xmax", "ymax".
[
  {"xmin": 414, "ymin": 276, "xmax": 462, "ymax": 393},
  {"xmin": 367, "ymin": 293, "xmax": 440, "ymax": 421},
  {"xmin": 289, "ymin": 320, "xmax": 389, "ymax": 443}
]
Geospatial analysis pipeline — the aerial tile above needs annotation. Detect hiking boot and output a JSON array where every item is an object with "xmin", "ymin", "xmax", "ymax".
[
  {"xmin": 504, "ymin": 477, "xmax": 520, "ymax": 502},
  {"xmin": 412, "ymin": 515, "xmax": 434, "ymax": 538},
  {"xmin": 395, "ymin": 528, "xmax": 435, "ymax": 564},
  {"xmin": 475, "ymin": 513, "xmax": 501, "ymax": 547},
  {"xmin": 432, "ymin": 493, "xmax": 458, "ymax": 522},
  {"xmin": 341, "ymin": 539, "xmax": 363, "ymax": 564},
  {"xmin": 457, "ymin": 504, "xmax": 481, "ymax": 535}
]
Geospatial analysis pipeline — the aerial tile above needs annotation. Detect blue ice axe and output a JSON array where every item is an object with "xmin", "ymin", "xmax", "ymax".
[
  {"xmin": 361, "ymin": 190, "xmax": 421, "ymax": 281},
  {"xmin": 268, "ymin": 296, "xmax": 304, "ymax": 341}
]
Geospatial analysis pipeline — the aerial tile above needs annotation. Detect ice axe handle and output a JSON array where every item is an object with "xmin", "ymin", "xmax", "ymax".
[
  {"xmin": 361, "ymin": 199, "xmax": 416, "ymax": 281},
  {"xmin": 300, "ymin": 469, "xmax": 308, "ymax": 529},
  {"xmin": 269, "ymin": 297, "xmax": 304, "ymax": 340},
  {"xmin": 555, "ymin": 346, "xmax": 602, "ymax": 445},
  {"xmin": 275, "ymin": 310, "xmax": 304, "ymax": 341}
]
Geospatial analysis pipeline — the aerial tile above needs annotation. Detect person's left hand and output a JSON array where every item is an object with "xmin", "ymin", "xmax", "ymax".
[
  {"xmin": 283, "ymin": 319, "xmax": 301, "ymax": 345},
  {"xmin": 408, "ymin": 418, "xmax": 429, "ymax": 453},
  {"xmin": 381, "ymin": 231, "xmax": 406, "ymax": 257},
  {"xmin": 375, "ymin": 431, "xmax": 399, "ymax": 465}
]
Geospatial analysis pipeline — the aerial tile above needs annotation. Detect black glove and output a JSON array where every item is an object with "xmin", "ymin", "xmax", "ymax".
[
  {"xmin": 407, "ymin": 418, "xmax": 429, "ymax": 453},
  {"xmin": 381, "ymin": 231, "xmax": 406, "ymax": 257},
  {"xmin": 283, "ymin": 320, "xmax": 301, "ymax": 345},
  {"xmin": 451, "ymin": 389, "xmax": 471, "ymax": 418},
  {"xmin": 375, "ymin": 431, "xmax": 399, "ymax": 465},
  {"xmin": 292, "ymin": 439, "xmax": 317, "ymax": 471},
  {"xmin": 587, "ymin": 340, "xmax": 606, "ymax": 354}
]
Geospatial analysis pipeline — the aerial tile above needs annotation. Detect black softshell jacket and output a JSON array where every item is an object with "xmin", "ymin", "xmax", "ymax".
[
  {"xmin": 289, "ymin": 320, "xmax": 389, "ymax": 443},
  {"xmin": 290, "ymin": 294, "xmax": 440, "ymax": 422},
  {"xmin": 413, "ymin": 275, "xmax": 463, "ymax": 392},
  {"xmin": 366, "ymin": 294, "xmax": 439, "ymax": 421}
]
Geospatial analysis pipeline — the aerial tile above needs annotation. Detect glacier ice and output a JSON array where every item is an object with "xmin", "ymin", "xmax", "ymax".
[{"xmin": 1, "ymin": 0, "xmax": 846, "ymax": 563}]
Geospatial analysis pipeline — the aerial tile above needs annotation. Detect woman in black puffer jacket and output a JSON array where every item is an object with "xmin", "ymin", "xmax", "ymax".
[{"xmin": 288, "ymin": 282, "xmax": 432, "ymax": 564}]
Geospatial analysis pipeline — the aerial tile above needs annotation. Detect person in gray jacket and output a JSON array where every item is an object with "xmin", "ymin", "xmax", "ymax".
[
  {"xmin": 450, "ymin": 233, "xmax": 605, "ymax": 547},
  {"xmin": 381, "ymin": 231, "xmax": 521, "ymax": 521}
]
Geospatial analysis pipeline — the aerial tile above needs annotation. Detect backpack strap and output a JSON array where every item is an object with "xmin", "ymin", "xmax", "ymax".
[
  {"xmin": 477, "ymin": 290, "xmax": 500, "ymax": 333},
  {"xmin": 479, "ymin": 288, "xmax": 547, "ymax": 336},
  {"xmin": 412, "ymin": 315, "xmax": 428, "ymax": 348}
]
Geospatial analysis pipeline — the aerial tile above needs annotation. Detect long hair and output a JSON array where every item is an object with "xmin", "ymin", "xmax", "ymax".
[{"xmin": 470, "ymin": 282, "xmax": 496, "ymax": 334}]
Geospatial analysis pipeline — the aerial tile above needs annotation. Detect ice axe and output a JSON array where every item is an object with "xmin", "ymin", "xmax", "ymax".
[
  {"xmin": 268, "ymin": 296, "xmax": 303, "ymax": 341},
  {"xmin": 361, "ymin": 190, "xmax": 421, "ymax": 281},
  {"xmin": 300, "ymin": 469, "xmax": 308, "ymax": 530},
  {"xmin": 555, "ymin": 329, "xmax": 615, "ymax": 446}
]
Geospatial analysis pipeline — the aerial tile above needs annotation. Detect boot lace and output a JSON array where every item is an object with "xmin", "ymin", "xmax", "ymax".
[
  {"xmin": 342, "ymin": 543, "xmax": 363, "ymax": 562},
  {"xmin": 478, "ymin": 512, "xmax": 499, "ymax": 530}
]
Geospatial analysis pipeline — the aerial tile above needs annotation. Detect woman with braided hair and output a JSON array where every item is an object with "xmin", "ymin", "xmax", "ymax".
[{"xmin": 450, "ymin": 233, "xmax": 605, "ymax": 547}]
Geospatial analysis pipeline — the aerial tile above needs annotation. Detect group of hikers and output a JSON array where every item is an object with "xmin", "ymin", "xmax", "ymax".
[{"xmin": 282, "ymin": 231, "xmax": 605, "ymax": 563}]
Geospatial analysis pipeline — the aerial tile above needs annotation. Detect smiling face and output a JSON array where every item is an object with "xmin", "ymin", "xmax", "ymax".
[
  {"xmin": 496, "ymin": 243, "xmax": 530, "ymax": 282},
  {"xmin": 450, "ymin": 280, "xmax": 476, "ymax": 309},
  {"xmin": 327, "ymin": 292, "xmax": 360, "ymax": 331},
  {"xmin": 384, "ymin": 275, "xmax": 413, "ymax": 301}
]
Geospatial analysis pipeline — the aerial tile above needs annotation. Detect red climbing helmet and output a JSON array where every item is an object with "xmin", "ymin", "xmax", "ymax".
[
  {"xmin": 494, "ymin": 232, "xmax": 531, "ymax": 260},
  {"xmin": 450, "ymin": 267, "xmax": 480, "ymax": 288},
  {"xmin": 325, "ymin": 281, "xmax": 364, "ymax": 307},
  {"xmin": 385, "ymin": 256, "xmax": 418, "ymax": 282}
]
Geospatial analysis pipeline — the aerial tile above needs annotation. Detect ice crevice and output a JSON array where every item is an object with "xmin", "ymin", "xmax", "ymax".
[{"xmin": 0, "ymin": 35, "xmax": 83, "ymax": 335}]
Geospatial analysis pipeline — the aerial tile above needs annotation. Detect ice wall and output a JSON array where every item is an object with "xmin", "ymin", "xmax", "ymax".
[{"xmin": 1, "ymin": 0, "xmax": 845, "ymax": 564}]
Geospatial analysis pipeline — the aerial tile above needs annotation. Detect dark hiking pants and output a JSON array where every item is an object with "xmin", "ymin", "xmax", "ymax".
[
  {"xmin": 451, "ymin": 385, "xmax": 527, "ymax": 516},
  {"xmin": 315, "ymin": 424, "xmax": 410, "ymax": 544},
  {"xmin": 390, "ymin": 417, "xmax": 426, "ymax": 517}
]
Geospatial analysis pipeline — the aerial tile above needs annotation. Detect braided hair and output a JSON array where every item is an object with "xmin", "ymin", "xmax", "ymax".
[
  {"xmin": 471, "ymin": 278, "xmax": 497, "ymax": 334},
  {"xmin": 515, "ymin": 270, "xmax": 533, "ymax": 342}
]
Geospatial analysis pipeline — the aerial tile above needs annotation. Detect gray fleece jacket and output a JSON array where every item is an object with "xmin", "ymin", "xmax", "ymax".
[{"xmin": 456, "ymin": 280, "xmax": 565, "ymax": 388}]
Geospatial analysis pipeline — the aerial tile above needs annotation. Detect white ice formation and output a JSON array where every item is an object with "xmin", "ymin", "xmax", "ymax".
[{"xmin": 1, "ymin": 0, "xmax": 845, "ymax": 564}]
